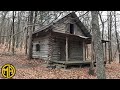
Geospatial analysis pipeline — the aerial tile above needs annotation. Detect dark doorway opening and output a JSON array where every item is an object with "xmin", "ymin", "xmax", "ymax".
[{"xmin": 70, "ymin": 24, "xmax": 74, "ymax": 34}]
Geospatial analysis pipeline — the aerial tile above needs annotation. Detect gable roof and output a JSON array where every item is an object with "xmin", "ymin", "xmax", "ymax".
[{"xmin": 32, "ymin": 12, "xmax": 92, "ymax": 38}]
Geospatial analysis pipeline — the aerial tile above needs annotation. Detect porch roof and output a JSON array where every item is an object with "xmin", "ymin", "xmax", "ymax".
[{"xmin": 32, "ymin": 29, "xmax": 91, "ymax": 44}]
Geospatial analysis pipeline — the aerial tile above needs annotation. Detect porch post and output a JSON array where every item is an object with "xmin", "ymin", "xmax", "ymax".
[
  {"xmin": 83, "ymin": 40, "xmax": 86, "ymax": 61},
  {"xmin": 48, "ymin": 32, "xmax": 53, "ymax": 62},
  {"xmin": 85, "ymin": 43, "xmax": 86, "ymax": 61},
  {"xmin": 66, "ymin": 36, "xmax": 68, "ymax": 61}
]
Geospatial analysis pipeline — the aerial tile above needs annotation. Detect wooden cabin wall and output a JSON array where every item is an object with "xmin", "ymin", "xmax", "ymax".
[
  {"xmin": 52, "ymin": 16, "xmax": 85, "ymax": 37},
  {"xmin": 32, "ymin": 35, "xmax": 49, "ymax": 60},
  {"xmin": 74, "ymin": 24, "xmax": 85, "ymax": 36},
  {"xmin": 52, "ymin": 17, "xmax": 70, "ymax": 33},
  {"xmin": 32, "ymin": 33, "xmax": 84, "ymax": 61},
  {"xmin": 69, "ymin": 40, "xmax": 83, "ymax": 61},
  {"xmin": 51, "ymin": 37, "xmax": 65, "ymax": 61},
  {"xmin": 52, "ymin": 23, "xmax": 66, "ymax": 33},
  {"xmin": 51, "ymin": 35, "xmax": 83, "ymax": 61}
]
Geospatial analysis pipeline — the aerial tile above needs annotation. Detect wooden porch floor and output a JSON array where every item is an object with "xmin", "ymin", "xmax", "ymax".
[{"xmin": 49, "ymin": 60, "xmax": 91, "ymax": 65}]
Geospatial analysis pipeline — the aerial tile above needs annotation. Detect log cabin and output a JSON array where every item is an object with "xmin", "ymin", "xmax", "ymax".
[{"xmin": 32, "ymin": 12, "xmax": 92, "ymax": 67}]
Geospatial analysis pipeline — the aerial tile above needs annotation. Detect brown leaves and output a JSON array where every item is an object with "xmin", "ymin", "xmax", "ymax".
[
  {"xmin": 105, "ymin": 62, "xmax": 120, "ymax": 79},
  {"xmin": 0, "ymin": 54, "xmax": 96, "ymax": 79}
]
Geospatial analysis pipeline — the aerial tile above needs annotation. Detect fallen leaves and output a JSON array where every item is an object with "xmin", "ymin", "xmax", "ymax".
[{"xmin": 0, "ymin": 54, "xmax": 97, "ymax": 79}]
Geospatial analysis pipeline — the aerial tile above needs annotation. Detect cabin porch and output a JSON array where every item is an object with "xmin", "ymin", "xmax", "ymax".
[{"xmin": 48, "ymin": 32, "xmax": 91, "ymax": 67}]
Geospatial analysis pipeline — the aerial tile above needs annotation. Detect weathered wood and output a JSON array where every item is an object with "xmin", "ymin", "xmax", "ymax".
[
  {"xmin": 85, "ymin": 43, "xmax": 86, "ymax": 60},
  {"xmin": 86, "ymin": 44, "xmax": 89, "ymax": 58},
  {"xmin": 52, "ymin": 14, "xmax": 86, "ymax": 37},
  {"xmin": 66, "ymin": 36, "xmax": 68, "ymax": 61},
  {"xmin": 83, "ymin": 40, "xmax": 86, "ymax": 61},
  {"xmin": 48, "ymin": 32, "xmax": 53, "ymax": 61},
  {"xmin": 51, "ymin": 36, "xmax": 61, "ymax": 61},
  {"xmin": 32, "ymin": 32, "xmax": 84, "ymax": 62},
  {"xmin": 31, "ymin": 12, "xmax": 92, "ymax": 65},
  {"xmin": 32, "ymin": 35, "xmax": 49, "ymax": 60},
  {"xmin": 50, "ymin": 60, "xmax": 91, "ymax": 65},
  {"xmin": 74, "ymin": 24, "xmax": 84, "ymax": 36},
  {"xmin": 69, "ymin": 40, "xmax": 83, "ymax": 60},
  {"xmin": 53, "ymin": 23, "xmax": 66, "ymax": 33}
]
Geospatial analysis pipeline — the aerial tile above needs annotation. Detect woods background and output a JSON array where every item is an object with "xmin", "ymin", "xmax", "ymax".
[{"xmin": 0, "ymin": 11, "xmax": 119, "ymax": 63}]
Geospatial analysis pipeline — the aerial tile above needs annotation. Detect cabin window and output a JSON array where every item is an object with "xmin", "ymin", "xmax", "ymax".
[
  {"xmin": 36, "ymin": 44, "xmax": 40, "ymax": 51},
  {"xmin": 70, "ymin": 24, "xmax": 74, "ymax": 34}
]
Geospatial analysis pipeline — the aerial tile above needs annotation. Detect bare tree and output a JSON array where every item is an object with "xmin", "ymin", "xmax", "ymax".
[
  {"xmin": 91, "ymin": 11, "xmax": 106, "ymax": 79},
  {"xmin": 0, "ymin": 11, "xmax": 8, "ymax": 44},
  {"xmin": 107, "ymin": 11, "xmax": 113, "ymax": 63},
  {"xmin": 88, "ymin": 39, "xmax": 95, "ymax": 75},
  {"xmin": 27, "ymin": 11, "xmax": 34, "ymax": 59},
  {"xmin": 33, "ymin": 11, "xmax": 38, "ymax": 31},
  {"xmin": 114, "ymin": 11, "xmax": 120, "ymax": 63},
  {"xmin": 16, "ymin": 11, "xmax": 21, "ymax": 48},
  {"xmin": 11, "ymin": 11, "xmax": 15, "ymax": 55}
]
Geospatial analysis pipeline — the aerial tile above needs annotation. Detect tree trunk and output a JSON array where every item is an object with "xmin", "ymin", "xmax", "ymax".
[
  {"xmin": 27, "ymin": 11, "xmax": 34, "ymax": 60},
  {"xmin": 107, "ymin": 11, "xmax": 111, "ymax": 64},
  {"xmin": 8, "ymin": 24, "xmax": 12, "ymax": 52},
  {"xmin": 88, "ymin": 40, "xmax": 95, "ymax": 75},
  {"xmin": 98, "ymin": 12, "xmax": 105, "ymax": 63},
  {"xmin": 16, "ymin": 11, "xmax": 21, "ymax": 48},
  {"xmin": 91, "ymin": 11, "xmax": 106, "ymax": 79},
  {"xmin": 25, "ymin": 27, "xmax": 28, "ymax": 55},
  {"xmin": 11, "ymin": 11, "xmax": 15, "ymax": 55},
  {"xmin": 0, "ymin": 11, "xmax": 8, "ymax": 44},
  {"xmin": 33, "ymin": 11, "xmax": 38, "ymax": 32},
  {"xmin": 114, "ymin": 11, "xmax": 120, "ymax": 63},
  {"xmin": 109, "ymin": 11, "xmax": 112, "ymax": 62}
]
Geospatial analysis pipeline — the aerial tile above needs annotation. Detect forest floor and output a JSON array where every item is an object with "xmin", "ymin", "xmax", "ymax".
[{"xmin": 0, "ymin": 45, "xmax": 120, "ymax": 79}]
